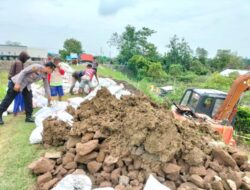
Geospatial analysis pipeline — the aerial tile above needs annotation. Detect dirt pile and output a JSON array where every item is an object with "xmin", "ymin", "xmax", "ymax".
[
  {"xmin": 30, "ymin": 88, "xmax": 250, "ymax": 190},
  {"xmin": 43, "ymin": 118, "xmax": 71, "ymax": 146}
]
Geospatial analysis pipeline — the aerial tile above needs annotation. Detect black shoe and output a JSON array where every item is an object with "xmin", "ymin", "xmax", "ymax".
[{"xmin": 25, "ymin": 117, "xmax": 35, "ymax": 123}]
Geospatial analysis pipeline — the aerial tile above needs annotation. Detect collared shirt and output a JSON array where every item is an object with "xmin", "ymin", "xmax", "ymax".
[{"xmin": 11, "ymin": 64, "xmax": 51, "ymax": 97}]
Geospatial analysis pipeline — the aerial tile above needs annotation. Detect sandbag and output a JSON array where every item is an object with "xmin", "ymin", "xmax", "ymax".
[
  {"xmin": 144, "ymin": 175, "xmax": 171, "ymax": 190},
  {"xmin": 52, "ymin": 174, "xmax": 92, "ymax": 190}
]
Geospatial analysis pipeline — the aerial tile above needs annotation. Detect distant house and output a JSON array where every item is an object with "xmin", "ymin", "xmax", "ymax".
[
  {"xmin": 80, "ymin": 53, "xmax": 94, "ymax": 63},
  {"xmin": 220, "ymin": 69, "xmax": 249, "ymax": 76},
  {"xmin": 0, "ymin": 44, "xmax": 47, "ymax": 61}
]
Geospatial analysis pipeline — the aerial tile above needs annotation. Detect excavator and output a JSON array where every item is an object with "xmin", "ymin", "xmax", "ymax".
[{"xmin": 172, "ymin": 73, "xmax": 250, "ymax": 145}]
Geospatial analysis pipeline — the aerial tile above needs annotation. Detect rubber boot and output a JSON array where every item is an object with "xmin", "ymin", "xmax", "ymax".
[{"xmin": 25, "ymin": 116, "xmax": 35, "ymax": 123}]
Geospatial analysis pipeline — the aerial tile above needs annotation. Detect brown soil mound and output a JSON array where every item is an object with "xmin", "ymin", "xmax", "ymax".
[
  {"xmin": 43, "ymin": 117, "xmax": 71, "ymax": 146},
  {"xmin": 33, "ymin": 88, "xmax": 250, "ymax": 190},
  {"xmin": 65, "ymin": 105, "xmax": 76, "ymax": 116}
]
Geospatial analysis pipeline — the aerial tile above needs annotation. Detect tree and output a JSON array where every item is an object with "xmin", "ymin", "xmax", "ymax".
[
  {"xmin": 108, "ymin": 25, "xmax": 159, "ymax": 64},
  {"xmin": 169, "ymin": 64, "xmax": 183, "ymax": 77},
  {"xmin": 164, "ymin": 35, "xmax": 193, "ymax": 71},
  {"xmin": 195, "ymin": 47, "xmax": 208, "ymax": 65},
  {"xmin": 190, "ymin": 59, "xmax": 209, "ymax": 75},
  {"xmin": 243, "ymin": 58, "xmax": 250, "ymax": 69},
  {"xmin": 147, "ymin": 62, "xmax": 167, "ymax": 80},
  {"xmin": 128, "ymin": 55, "xmax": 149, "ymax": 79},
  {"xmin": 211, "ymin": 49, "xmax": 244, "ymax": 70},
  {"xmin": 59, "ymin": 38, "xmax": 83, "ymax": 59}
]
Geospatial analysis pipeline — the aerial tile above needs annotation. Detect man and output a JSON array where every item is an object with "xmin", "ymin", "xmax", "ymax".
[
  {"xmin": 79, "ymin": 63, "xmax": 99, "ymax": 94},
  {"xmin": 0, "ymin": 62, "xmax": 56, "ymax": 125},
  {"xmin": 69, "ymin": 70, "xmax": 84, "ymax": 95},
  {"xmin": 48, "ymin": 57, "xmax": 65, "ymax": 101},
  {"xmin": 8, "ymin": 52, "xmax": 30, "ymax": 116}
]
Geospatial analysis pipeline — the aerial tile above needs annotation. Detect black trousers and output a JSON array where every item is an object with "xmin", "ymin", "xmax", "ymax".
[{"xmin": 0, "ymin": 81, "xmax": 33, "ymax": 117}]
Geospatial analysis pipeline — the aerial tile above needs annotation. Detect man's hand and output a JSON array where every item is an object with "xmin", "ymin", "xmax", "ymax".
[{"xmin": 13, "ymin": 84, "xmax": 21, "ymax": 92}]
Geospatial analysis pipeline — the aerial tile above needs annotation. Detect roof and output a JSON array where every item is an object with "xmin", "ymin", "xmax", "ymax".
[
  {"xmin": 191, "ymin": 88, "xmax": 227, "ymax": 99},
  {"xmin": 80, "ymin": 53, "xmax": 94, "ymax": 62},
  {"xmin": 220, "ymin": 69, "xmax": 249, "ymax": 76},
  {"xmin": 0, "ymin": 44, "xmax": 27, "ymax": 47},
  {"xmin": 160, "ymin": 86, "xmax": 173, "ymax": 92}
]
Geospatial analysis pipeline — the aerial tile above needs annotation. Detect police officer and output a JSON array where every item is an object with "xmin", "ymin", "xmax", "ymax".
[{"xmin": 0, "ymin": 62, "xmax": 56, "ymax": 125}]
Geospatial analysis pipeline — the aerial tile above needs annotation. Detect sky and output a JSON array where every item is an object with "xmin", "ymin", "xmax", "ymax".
[{"xmin": 0, "ymin": 0, "xmax": 249, "ymax": 58}]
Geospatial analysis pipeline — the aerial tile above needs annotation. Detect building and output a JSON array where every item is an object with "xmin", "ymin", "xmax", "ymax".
[
  {"xmin": 0, "ymin": 44, "xmax": 47, "ymax": 61},
  {"xmin": 80, "ymin": 53, "xmax": 94, "ymax": 62},
  {"xmin": 220, "ymin": 69, "xmax": 249, "ymax": 76}
]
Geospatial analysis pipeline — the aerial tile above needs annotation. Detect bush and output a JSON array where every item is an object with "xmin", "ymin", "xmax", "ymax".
[
  {"xmin": 234, "ymin": 106, "xmax": 250, "ymax": 134},
  {"xmin": 190, "ymin": 59, "xmax": 209, "ymax": 75},
  {"xmin": 178, "ymin": 71, "xmax": 198, "ymax": 82},
  {"xmin": 128, "ymin": 55, "xmax": 149, "ymax": 80},
  {"xmin": 146, "ymin": 62, "xmax": 168, "ymax": 81},
  {"xmin": 201, "ymin": 72, "xmax": 235, "ymax": 91},
  {"xmin": 128, "ymin": 55, "xmax": 167, "ymax": 81}
]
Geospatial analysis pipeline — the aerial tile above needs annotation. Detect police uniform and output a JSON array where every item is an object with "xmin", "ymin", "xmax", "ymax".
[{"xmin": 0, "ymin": 64, "xmax": 50, "ymax": 122}]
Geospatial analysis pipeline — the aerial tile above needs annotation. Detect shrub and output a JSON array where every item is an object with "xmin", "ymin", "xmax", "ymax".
[
  {"xmin": 178, "ymin": 71, "xmax": 198, "ymax": 82},
  {"xmin": 146, "ymin": 62, "xmax": 168, "ymax": 81},
  {"xmin": 234, "ymin": 106, "xmax": 250, "ymax": 134}
]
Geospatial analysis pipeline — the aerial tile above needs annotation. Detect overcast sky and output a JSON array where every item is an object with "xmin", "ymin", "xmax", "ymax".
[{"xmin": 0, "ymin": 0, "xmax": 249, "ymax": 58}]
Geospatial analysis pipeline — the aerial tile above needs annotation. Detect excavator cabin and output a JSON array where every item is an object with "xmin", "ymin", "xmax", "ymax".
[
  {"xmin": 179, "ymin": 88, "xmax": 228, "ymax": 119},
  {"xmin": 173, "ymin": 74, "xmax": 250, "ymax": 145}
]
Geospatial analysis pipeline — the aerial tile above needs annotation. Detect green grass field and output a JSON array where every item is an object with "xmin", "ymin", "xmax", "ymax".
[{"xmin": 0, "ymin": 114, "xmax": 47, "ymax": 190}]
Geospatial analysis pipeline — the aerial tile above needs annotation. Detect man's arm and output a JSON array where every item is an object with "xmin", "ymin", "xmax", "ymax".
[
  {"xmin": 16, "ymin": 64, "xmax": 39, "ymax": 84},
  {"xmin": 95, "ymin": 73, "xmax": 99, "ymax": 84},
  {"xmin": 43, "ymin": 77, "xmax": 51, "ymax": 98},
  {"xmin": 94, "ymin": 70, "xmax": 99, "ymax": 84}
]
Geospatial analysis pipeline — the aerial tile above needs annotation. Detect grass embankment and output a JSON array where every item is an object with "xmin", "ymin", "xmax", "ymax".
[{"xmin": 0, "ymin": 115, "xmax": 47, "ymax": 190}]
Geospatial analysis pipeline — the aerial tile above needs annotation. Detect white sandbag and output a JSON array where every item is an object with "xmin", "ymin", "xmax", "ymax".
[
  {"xmin": 33, "ymin": 95, "xmax": 48, "ymax": 108},
  {"xmin": 52, "ymin": 110, "xmax": 73, "ymax": 126},
  {"xmin": 3, "ymin": 111, "xmax": 8, "ymax": 117},
  {"xmin": 115, "ymin": 90, "xmax": 131, "ymax": 99},
  {"xmin": 30, "ymin": 107, "xmax": 54, "ymax": 144},
  {"xmin": 7, "ymin": 101, "xmax": 14, "ymax": 113},
  {"xmin": 34, "ymin": 107, "xmax": 54, "ymax": 128},
  {"xmin": 68, "ymin": 97, "xmax": 85, "ymax": 108},
  {"xmin": 52, "ymin": 174, "xmax": 92, "ymax": 190},
  {"xmin": 107, "ymin": 85, "xmax": 124, "ymax": 95},
  {"xmin": 29, "ymin": 125, "xmax": 44, "ymax": 144},
  {"xmin": 60, "ymin": 62, "xmax": 74, "ymax": 73},
  {"xmin": 144, "ymin": 175, "xmax": 171, "ymax": 190}
]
